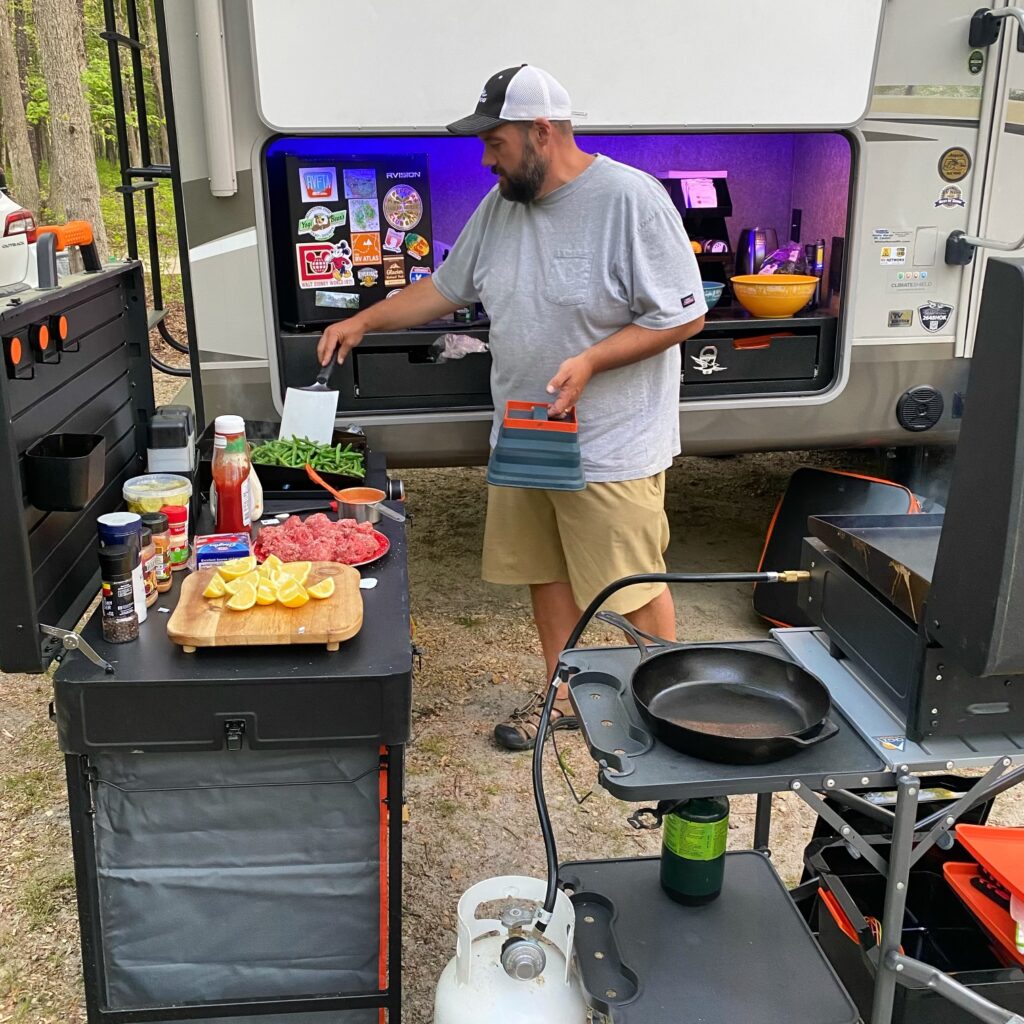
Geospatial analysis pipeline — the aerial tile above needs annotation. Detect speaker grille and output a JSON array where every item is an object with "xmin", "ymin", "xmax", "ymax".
[{"xmin": 897, "ymin": 386, "xmax": 944, "ymax": 431}]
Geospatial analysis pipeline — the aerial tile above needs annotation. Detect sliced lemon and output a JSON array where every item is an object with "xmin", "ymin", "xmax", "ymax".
[
  {"xmin": 277, "ymin": 579, "xmax": 309, "ymax": 608},
  {"xmin": 218, "ymin": 556, "xmax": 257, "ymax": 580},
  {"xmin": 282, "ymin": 561, "xmax": 312, "ymax": 586},
  {"xmin": 307, "ymin": 577, "xmax": 335, "ymax": 600},
  {"xmin": 224, "ymin": 570, "xmax": 260, "ymax": 595},
  {"xmin": 225, "ymin": 582, "xmax": 257, "ymax": 610},
  {"xmin": 263, "ymin": 553, "xmax": 284, "ymax": 574},
  {"xmin": 202, "ymin": 574, "xmax": 227, "ymax": 598},
  {"xmin": 255, "ymin": 582, "xmax": 278, "ymax": 605}
]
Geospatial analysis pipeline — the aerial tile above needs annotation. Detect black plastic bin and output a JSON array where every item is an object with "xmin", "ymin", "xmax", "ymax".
[
  {"xmin": 24, "ymin": 432, "xmax": 105, "ymax": 511},
  {"xmin": 807, "ymin": 837, "xmax": 1024, "ymax": 1024}
]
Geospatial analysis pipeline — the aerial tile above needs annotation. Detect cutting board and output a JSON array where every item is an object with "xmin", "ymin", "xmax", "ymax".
[{"xmin": 167, "ymin": 562, "xmax": 362, "ymax": 652}]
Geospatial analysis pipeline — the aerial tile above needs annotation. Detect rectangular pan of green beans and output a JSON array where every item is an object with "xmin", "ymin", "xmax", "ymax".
[{"xmin": 197, "ymin": 420, "xmax": 368, "ymax": 496}]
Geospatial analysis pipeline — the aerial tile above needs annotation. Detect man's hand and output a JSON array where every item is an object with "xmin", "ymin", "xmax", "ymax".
[
  {"xmin": 546, "ymin": 352, "xmax": 594, "ymax": 417},
  {"xmin": 317, "ymin": 319, "xmax": 367, "ymax": 366}
]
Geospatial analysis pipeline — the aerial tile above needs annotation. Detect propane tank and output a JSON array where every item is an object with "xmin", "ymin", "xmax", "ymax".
[{"xmin": 433, "ymin": 875, "xmax": 588, "ymax": 1024}]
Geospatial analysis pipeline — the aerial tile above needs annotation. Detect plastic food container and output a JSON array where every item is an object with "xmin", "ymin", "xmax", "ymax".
[
  {"xmin": 730, "ymin": 274, "xmax": 818, "ymax": 319},
  {"xmin": 123, "ymin": 474, "xmax": 192, "ymax": 515}
]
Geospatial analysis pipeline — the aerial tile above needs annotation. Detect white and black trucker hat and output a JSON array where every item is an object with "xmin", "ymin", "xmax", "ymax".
[{"xmin": 446, "ymin": 64, "xmax": 573, "ymax": 135}]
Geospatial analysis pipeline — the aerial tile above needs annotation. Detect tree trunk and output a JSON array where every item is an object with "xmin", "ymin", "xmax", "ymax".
[
  {"xmin": 13, "ymin": 0, "xmax": 39, "ymax": 169},
  {"xmin": 33, "ymin": 0, "xmax": 108, "ymax": 257},
  {"xmin": 137, "ymin": 0, "xmax": 168, "ymax": 163},
  {"xmin": 121, "ymin": 72, "xmax": 142, "ymax": 168},
  {"xmin": 0, "ymin": 0, "xmax": 41, "ymax": 215}
]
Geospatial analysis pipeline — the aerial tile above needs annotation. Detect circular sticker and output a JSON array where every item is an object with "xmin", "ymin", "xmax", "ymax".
[
  {"xmin": 968, "ymin": 49, "xmax": 984, "ymax": 75},
  {"xmin": 938, "ymin": 147, "xmax": 971, "ymax": 183},
  {"xmin": 382, "ymin": 185, "xmax": 423, "ymax": 231}
]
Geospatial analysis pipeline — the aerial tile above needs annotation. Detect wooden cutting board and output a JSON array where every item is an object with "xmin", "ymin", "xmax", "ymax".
[{"xmin": 167, "ymin": 562, "xmax": 363, "ymax": 652}]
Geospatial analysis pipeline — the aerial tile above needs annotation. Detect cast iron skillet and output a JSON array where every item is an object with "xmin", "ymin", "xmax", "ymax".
[{"xmin": 597, "ymin": 611, "xmax": 839, "ymax": 764}]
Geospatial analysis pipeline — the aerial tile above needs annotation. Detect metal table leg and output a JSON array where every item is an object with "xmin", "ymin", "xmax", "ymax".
[
  {"xmin": 754, "ymin": 792, "xmax": 773, "ymax": 851},
  {"xmin": 870, "ymin": 775, "xmax": 920, "ymax": 1024}
]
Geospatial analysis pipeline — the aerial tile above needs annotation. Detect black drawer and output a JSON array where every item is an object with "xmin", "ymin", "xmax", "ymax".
[
  {"xmin": 683, "ymin": 330, "xmax": 818, "ymax": 384},
  {"xmin": 354, "ymin": 348, "xmax": 491, "ymax": 399},
  {"xmin": 681, "ymin": 314, "xmax": 838, "ymax": 399}
]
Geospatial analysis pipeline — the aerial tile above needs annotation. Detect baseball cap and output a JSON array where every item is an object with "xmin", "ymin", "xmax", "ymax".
[{"xmin": 447, "ymin": 64, "xmax": 573, "ymax": 135}]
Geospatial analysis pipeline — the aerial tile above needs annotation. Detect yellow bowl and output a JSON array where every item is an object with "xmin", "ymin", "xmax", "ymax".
[{"xmin": 730, "ymin": 274, "xmax": 818, "ymax": 319}]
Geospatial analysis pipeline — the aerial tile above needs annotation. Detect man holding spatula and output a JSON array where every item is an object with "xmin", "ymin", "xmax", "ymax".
[{"xmin": 317, "ymin": 65, "xmax": 706, "ymax": 750}]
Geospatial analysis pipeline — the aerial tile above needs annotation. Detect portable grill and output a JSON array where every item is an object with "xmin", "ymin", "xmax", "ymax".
[{"xmin": 797, "ymin": 257, "xmax": 1024, "ymax": 745}]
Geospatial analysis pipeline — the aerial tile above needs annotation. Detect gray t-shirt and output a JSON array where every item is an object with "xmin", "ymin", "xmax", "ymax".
[{"xmin": 433, "ymin": 154, "xmax": 706, "ymax": 482}]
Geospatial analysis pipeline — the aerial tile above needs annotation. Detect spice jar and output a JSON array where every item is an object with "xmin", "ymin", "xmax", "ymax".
[
  {"xmin": 141, "ymin": 512, "xmax": 172, "ymax": 592},
  {"xmin": 96, "ymin": 511, "xmax": 147, "ymax": 624},
  {"xmin": 140, "ymin": 526, "xmax": 158, "ymax": 607},
  {"xmin": 98, "ymin": 544, "xmax": 139, "ymax": 644},
  {"xmin": 163, "ymin": 504, "xmax": 189, "ymax": 570}
]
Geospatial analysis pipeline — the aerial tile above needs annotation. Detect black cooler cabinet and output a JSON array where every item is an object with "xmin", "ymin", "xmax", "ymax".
[
  {"xmin": 52, "ymin": 502, "xmax": 412, "ymax": 1024},
  {"xmin": 0, "ymin": 262, "xmax": 412, "ymax": 1023}
]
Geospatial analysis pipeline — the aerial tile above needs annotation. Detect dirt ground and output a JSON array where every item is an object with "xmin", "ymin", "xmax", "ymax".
[{"xmin": 2, "ymin": 339, "xmax": 1022, "ymax": 1022}]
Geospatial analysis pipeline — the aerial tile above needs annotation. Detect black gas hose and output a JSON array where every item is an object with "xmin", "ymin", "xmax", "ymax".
[{"xmin": 532, "ymin": 569, "xmax": 807, "ymax": 929}]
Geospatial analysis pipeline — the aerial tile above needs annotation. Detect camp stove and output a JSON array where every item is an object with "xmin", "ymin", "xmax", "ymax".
[{"xmin": 792, "ymin": 257, "xmax": 1024, "ymax": 749}]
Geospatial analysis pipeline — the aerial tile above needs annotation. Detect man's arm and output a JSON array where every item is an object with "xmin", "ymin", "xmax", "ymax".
[
  {"xmin": 546, "ymin": 317, "xmax": 705, "ymax": 417},
  {"xmin": 316, "ymin": 279, "xmax": 463, "ymax": 366}
]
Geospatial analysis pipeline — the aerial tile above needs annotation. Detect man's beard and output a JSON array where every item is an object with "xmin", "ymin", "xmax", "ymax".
[{"xmin": 495, "ymin": 139, "xmax": 547, "ymax": 204}]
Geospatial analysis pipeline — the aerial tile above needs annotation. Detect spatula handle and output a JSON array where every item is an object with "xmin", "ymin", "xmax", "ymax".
[{"xmin": 315, "ymin": 362, "xmax": 334, "ymax": 388}]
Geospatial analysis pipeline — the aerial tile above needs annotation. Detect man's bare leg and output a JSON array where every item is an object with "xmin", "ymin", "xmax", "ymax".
[
  {"xmin": 625, "ymin": 586, "xmax": 676, "ymax": 642},
  {"xmin": 530, "ymin": 581, "xmax": 582, "ymax": 697}
]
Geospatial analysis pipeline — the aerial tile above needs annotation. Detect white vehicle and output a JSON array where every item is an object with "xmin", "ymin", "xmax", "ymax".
[
  {"xmin": 158, "ymin": 1, "xmax": 1024, "ymax": 465},
  {"xmin": 0, "ymin": 173, "xmax": 38, "ymax": 297}
]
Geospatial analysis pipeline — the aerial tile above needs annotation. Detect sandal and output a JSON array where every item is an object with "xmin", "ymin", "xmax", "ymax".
[{"xmin": 493, "ymin": 691, "xmax": 579, "ymax": 751}]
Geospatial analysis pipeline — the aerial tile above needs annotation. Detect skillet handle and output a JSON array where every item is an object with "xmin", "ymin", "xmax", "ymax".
[
  {"xmin": 594, "ymin": 611, "xmax": 668, "ymax": 661},
  {"xmin": 788, "ymin": 718, "xmax": 840, "ymax": 748}
]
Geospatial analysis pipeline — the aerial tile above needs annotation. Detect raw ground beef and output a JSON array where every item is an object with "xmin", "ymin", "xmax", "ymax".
[{"xmin": 255, "ymin": 513, "xmax": 383, "ymax": 564}]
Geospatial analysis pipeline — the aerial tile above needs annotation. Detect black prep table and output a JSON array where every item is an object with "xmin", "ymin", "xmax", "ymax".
[
  {"xmin": 53, "ymin": 504, "xmax": 412, "ymax": 1024},
  {"xmin": 53, "ymin": 513, "xmax": 412, "ymax": 753}
]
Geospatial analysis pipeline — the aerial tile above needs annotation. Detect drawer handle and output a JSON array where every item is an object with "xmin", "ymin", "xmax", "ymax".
[{"xmin": 732, "ymin": 332, "xmax": 796, "ymax": 351}]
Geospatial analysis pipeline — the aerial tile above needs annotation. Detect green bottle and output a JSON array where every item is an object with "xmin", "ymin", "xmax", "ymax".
[{"xmin": 660, "ymin": 796, "xmax": 730, "ymax": 905}]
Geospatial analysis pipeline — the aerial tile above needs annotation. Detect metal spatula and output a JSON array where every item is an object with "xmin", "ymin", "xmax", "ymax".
[{"xmin": 278, "ymin": 362, "xmax": 340, "ymax": 445}]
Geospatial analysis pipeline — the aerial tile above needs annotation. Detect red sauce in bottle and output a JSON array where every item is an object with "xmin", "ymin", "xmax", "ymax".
[{"xmin": 211, "ymin": 415, "xmax": 252, "ymax": 534}]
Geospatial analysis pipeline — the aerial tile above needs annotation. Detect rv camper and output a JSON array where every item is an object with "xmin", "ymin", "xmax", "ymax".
[{"xmin": 160, "ymin": 0, "xmax": 1024, "ymax": 465}]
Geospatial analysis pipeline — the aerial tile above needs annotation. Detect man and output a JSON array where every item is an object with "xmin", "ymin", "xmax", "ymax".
[{"xmin": 318, "ymin": 64, "xmax": 707, "ymax": 750}]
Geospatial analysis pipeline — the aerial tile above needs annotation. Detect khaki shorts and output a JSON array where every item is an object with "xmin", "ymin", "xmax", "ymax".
[{"xmin": 482, "ymin": 473, "xmax": 669, "ymax": 615}]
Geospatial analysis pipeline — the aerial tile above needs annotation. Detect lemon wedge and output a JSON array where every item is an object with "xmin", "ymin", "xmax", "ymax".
[
  {"xmin": 282, "ymin": 561, "xmax": 312, "ymax": 586},
  {"xmin": 263, "ymin": 554, "xmax": 284, "ymax": 574},
  {"xmin": 255, "ymin": 582, "xmax": 278, "ymax": 605},
  {"xmin": 218, "ymin": 556, "xmax": 257, "ymax": 580},
  {"xmin": 307, "ymin": 577, "xmax": 335, "ymax": 600},
  {"xmin": 277, "ymin": 579, "xmax": 309, "ymax": 608},
  {"xmin": 226, "ymin": 582, "xmax": 257, "ymax": 610},
  {"xmin": 202, "ymin": 574, "xmax": 227, "ymax": 598},
  {"xmin": 224, "ymin": 570, "xmax": 260, "ymax": 595}
]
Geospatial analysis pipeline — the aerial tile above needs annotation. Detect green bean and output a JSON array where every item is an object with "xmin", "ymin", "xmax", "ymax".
[{"xmin": 248, "ymin": 435, "xmax": 365, "ymax": 477}]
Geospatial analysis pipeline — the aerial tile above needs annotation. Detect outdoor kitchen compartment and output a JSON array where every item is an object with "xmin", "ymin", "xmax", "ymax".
[{"xmin": 262, "ymin": 132, "xmax": 852, "ymax": 412}]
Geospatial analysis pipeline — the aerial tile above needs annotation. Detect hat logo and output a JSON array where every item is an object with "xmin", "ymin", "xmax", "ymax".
[{"xmin": 479, "ymin": 89, "xmax": 487, "ymax": 103}]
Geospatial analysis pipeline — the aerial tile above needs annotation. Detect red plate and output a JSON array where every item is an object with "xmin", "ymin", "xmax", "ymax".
[{"xmin": 253, "ymin": 527, "xmax": 390, "ymax": 568}]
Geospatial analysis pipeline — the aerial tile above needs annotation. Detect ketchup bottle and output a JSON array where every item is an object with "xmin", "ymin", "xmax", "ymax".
[{"xmin": 211, "ymin": 415, "xmax": 252, "ymax": 533}]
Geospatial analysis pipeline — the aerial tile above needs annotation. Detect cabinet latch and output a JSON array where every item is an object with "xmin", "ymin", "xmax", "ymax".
[{"xmin": 224, "ymin": 719, "xmax": 246, "ymax": 751}]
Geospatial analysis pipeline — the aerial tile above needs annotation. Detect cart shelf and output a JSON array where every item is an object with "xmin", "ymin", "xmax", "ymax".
[
  {"xmin": 559, "ymin": 852, "xmax": 859, "ymax": 1024},
  {"xmin": 562, "ymin": 642, "xmax": 892, "ymax": 801}
]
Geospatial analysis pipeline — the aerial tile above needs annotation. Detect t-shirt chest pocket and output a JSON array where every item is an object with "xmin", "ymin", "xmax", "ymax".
[{"xmin": 543, "ymin": 250, "xmax": 594, "ymax": 306}]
